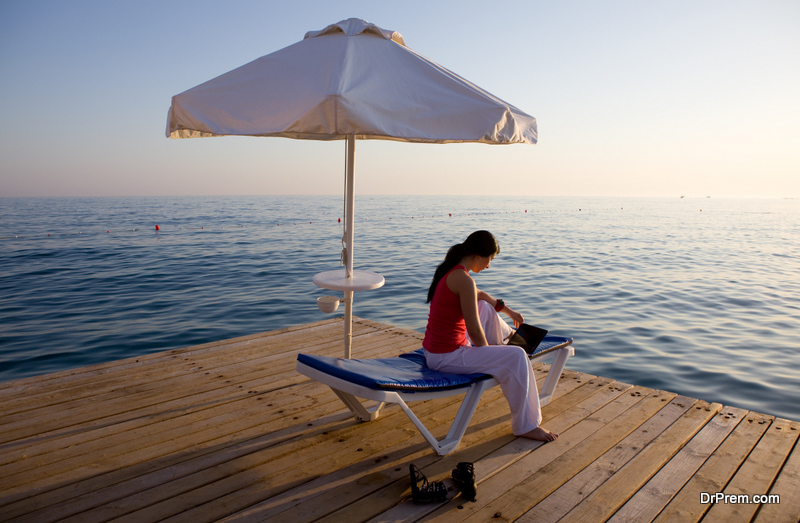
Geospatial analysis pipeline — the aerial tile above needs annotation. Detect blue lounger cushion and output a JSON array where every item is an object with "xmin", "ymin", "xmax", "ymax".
[{"xmin": 297, "ymin": 335, "xmax": 573, "ymax": 393}]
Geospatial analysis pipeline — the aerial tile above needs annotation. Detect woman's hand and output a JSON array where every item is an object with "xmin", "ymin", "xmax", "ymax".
[
  {"xmin": 505, "ymin": 307, "xmax": 524, "ymax": 328},
  {"xmin": 476, "ymin": 289, "xmax": 525, "ymax": 328}
]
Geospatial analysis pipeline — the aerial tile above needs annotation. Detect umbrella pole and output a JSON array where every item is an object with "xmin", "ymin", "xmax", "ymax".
[{"xmin": 344, "ymin": 134, "xmax": 356, "ymax": 358}]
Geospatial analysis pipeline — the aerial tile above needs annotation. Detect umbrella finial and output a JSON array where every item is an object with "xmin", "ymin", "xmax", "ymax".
[{"xmin": 304, "ymin": 18, "xmax": 406, "ymax": 47}]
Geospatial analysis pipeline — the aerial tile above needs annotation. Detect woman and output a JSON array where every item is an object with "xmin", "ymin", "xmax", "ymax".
[{"xmin": 422, "ymin": 230, "xmax": 558, "ymax": 442}]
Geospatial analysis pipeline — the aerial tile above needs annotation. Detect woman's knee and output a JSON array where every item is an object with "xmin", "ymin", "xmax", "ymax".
[
  {"xmin": 512, "ymin": 346, "xmax": 531, "ymax": 366},
  {"xmin": 490, "ymin": 344, "xmax": 528, "ymax": 367},
  {"xmin": 477, "ymin": 300, "xmax": 494, "ymax": 314}
]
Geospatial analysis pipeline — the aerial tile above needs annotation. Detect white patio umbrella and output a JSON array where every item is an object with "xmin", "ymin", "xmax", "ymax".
[{"xmin": 166, "ymin": 18, "xmax": 537, "ymax": 357}]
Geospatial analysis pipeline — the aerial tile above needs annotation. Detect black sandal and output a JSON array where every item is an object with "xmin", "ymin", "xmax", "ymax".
[
  {"xmin": 409, "ymin": 464, "xmax": 448, "ymax": 503},
  {"xmin": 452, "ymin": 462, "xmax": 477, "ymax": 501}
]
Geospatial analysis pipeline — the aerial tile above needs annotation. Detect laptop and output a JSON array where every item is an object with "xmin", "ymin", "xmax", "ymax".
[{"xmin": 505, "ymin": 324, "xmax": 548, "ymax": 355}]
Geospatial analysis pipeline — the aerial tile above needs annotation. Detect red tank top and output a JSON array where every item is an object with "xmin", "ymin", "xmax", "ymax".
[{"xmin": 422, "ymin": 265, "xmax": 469, "ymax": 353}]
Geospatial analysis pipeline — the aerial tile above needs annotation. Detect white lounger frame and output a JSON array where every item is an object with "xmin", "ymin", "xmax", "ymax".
[{"xmin": 295, "ymin": 344, "xmax": 574, "ymax": 456}]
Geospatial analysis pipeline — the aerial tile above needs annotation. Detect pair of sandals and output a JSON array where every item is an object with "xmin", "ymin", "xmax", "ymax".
[{"xmin": 409, "ymin": 462, "xmax": 476, "ymax": 504}]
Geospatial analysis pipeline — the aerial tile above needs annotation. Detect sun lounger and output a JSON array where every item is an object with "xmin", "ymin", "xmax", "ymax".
[{"xmin": 295, "ymin": 336, "xmax": 574, "ymax": 455}]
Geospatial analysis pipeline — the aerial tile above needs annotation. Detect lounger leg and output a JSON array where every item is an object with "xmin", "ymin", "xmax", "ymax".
[
  {"xmin": 393, "ymin": 381, "xmax": 493, "ymax": 456},
  {"xmin": 331, "ymin": 389, "xmax": 386, "ymax": 422},
  {"xmin": 537, "ymin": 346, "xmax": 575, "ymax": 406},
  {"xmin": 330, "ymin": 385, "xmax": 474, "ymax": 455},
  {"xmin": 394, "ymin": 399, "xmax": 452, "ymax": 455},
  {"xmin": 443, "ymin": 380, "xmax": 494, "ymax": 446}
]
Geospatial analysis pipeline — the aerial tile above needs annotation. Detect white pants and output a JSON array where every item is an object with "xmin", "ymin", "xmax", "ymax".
[{"xmin": 424, "ymin": 301, "xmax": 542, "ymax": 435}]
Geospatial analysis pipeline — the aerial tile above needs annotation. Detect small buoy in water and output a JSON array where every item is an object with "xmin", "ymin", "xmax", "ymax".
[
  {"xmin": 155, "ymin": 225, "xmax": 160, "ymax": 231},
  {"xmin": 107, "ymin": 230, "xmax": 110, "ymax": 233},
  {"xmin": 338, "ymin": 218, "xmax": 341, "ymax": 223},
  {"xmin": 449, "ymin": 213, "xmax": 452, "ymax": 217},
  {"xmin": 525, "ymin": 210, "xmax": 527, "ymax": 213}
]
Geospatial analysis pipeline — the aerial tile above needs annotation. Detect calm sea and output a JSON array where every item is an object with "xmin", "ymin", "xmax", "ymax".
[{"xmin": 1, "ymin": 195, "xmax": 798, "ymax": 420}]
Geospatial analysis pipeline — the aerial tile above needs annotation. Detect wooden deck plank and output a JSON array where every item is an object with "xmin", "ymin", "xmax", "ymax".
[
  {"xmin": 0, "ymin": 320, "xmax": 397, "ymax": 433},
  {"xmin": 520, "ymin": 397, "xmax": 712, "ymax": 522},
  {"xmin": 605, "ymin": 406, "xmax": 748, "ymax": 523},
  {"xmin": 82, "ymin": 392, "xmax": 488, "ymax": 523},
  {"xmin": 4, "ymin": 398, "xmax": 354, "ymax": 522},
  {"xmin": 471, "ymin": 377, "xmax": 625, "ymax": 484},
  {"xmin": 48, "ymin": 358, "xmax": 520, "ymax": 520},
  {"xmin": 0, "ymin": 331, "xmax": 420, "ymax": 491},
  {"xmin": 215, "ymin": 370, "xmax": 602, "ymax": 523},
  {"xmin": 215, "ymin": 394, "xmax": 515, "ymax": 523},
  {"xmin": 2, "ymin": 331, "xmax": 423, "ymax": 520},
  {"xmin": 97, "ymin": 366, "xmax": 558, "ymax": 523},
  {"xmin": 703, "ymin": 417, "xmax": 800, "ymax": 522},
  {"xmin": 0, "ymin": 317, "xmax": 346, "ymax": 398},
  {"xmin": 0, "ymin": 327, "xmax": 418, "ymax": 469},
  {"xmin": 296, "ymin": 371, "xmax": 600, "ymax": 523},
  {"xmin": 0, "ymin": 326, "xmax": 413, "ymax": 455},
  {"xmin": 553, "ymin": 399, "xmax": 722, "ymax": 522},
  {"xmin": 755, "ymin": 430, "xmax": 800, "ymax": 522},
  {"xmin": 1, "ymin": 382, "xmax": 340, "ymax": 501},
  {"xmin": 455, "ymin": 391, "xmax": 688, "ymax": 523},
  {"xmin": 2, "ymin": 319, "xmax": 797, "ymax": 523},
  {"xmin": 355, "ymin": 377, "xmax": 629, "ymax": 523},
  {"xmin": 419, "ymin": 387, "xmax": 672, "ymax": 522},
  {"xmin": 652, "ymin": 410, "xmax": 776, "ymax": 523},
  {"xmin": 210, "ymin": 393, "xmax": 516, "ymax": 523},
  {"xmin": 1, "ymin": 378, "xmax": 324, "ymax": 470},
  {"xmin": 0, "ymin": 318, "xmax": 401, "ymax": 424}
]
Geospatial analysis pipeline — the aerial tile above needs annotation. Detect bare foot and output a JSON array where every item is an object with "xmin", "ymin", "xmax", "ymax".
[{"xmin": 519, "ymin": 426, "xmax": 558, "ymax": 442}]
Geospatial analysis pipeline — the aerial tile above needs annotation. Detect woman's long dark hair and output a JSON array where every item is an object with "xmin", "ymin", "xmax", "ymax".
[{"xmin": 426, "ymin": 230, "xmax": 500, "ymax": 303}]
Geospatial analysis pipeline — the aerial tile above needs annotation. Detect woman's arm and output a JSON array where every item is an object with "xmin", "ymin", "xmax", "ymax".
[
  {"xmin": 476, "ymin": 289, "xmax": 524, "ymax": 328},
  {"xmin": 447, "ymin": 270, "xmax": 488, "ymax": 346}
]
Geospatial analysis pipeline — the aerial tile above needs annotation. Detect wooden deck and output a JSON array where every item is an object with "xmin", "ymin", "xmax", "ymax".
[{"xmin": 1, "ymin": 317, "xmax": 798, "ymax": 522}]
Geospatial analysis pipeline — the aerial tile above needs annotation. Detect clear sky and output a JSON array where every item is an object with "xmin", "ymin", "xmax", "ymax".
[{"xmin": 1, "ymin": 0, "xmax": 798, "ymax": 198}]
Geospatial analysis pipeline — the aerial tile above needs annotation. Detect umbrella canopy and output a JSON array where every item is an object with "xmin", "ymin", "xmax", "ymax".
[
  {"xmin": 166, "ymin": 18, "xmax": 538, "ymax": 357},
  {"xmin": 166, "ymin": 18, "xmax": 537, "ymax": 144}
]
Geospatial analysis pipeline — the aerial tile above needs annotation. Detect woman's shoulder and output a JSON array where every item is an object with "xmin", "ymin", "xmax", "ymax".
[{"xmin": 446, "ymin": 265, "xmax": 475, "ymax": 293}]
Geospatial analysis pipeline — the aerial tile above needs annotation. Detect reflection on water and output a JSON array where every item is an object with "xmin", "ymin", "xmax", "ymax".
[{"xmin": 1, "ymin": 195, "xmax": 798, "ymax": 420}]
